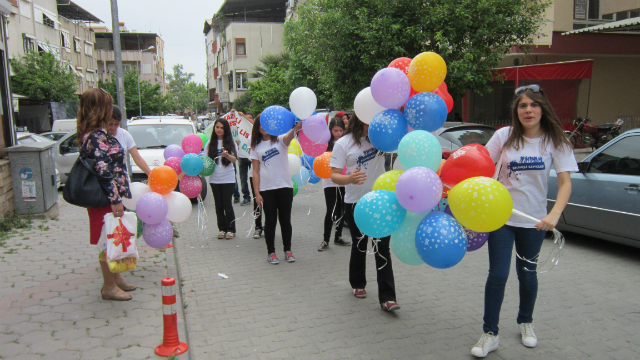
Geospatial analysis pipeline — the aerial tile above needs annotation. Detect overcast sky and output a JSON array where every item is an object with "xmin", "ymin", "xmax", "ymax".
[{"xmin": 73, "ymin": 0, "xmax": 224, "ymax": 85}]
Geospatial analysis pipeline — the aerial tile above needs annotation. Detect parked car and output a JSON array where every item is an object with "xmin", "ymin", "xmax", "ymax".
[
  {"xmin": 16, "ymin": 132, "xmax": 55, "ymax": 145},
  {"xmin": 40, "ymin": 131, "xmax": 69, "ymax": 142},
  {"xmin": 547, "ymin": 128, "xmax": 640, "ymax": 248},
  {"xmin": 51, "ymin": 119, "xmax": 77, "ymax": 132},
  {"xmin": 434, "ymin": 122, "xmax": 496, "ymax": 159}
]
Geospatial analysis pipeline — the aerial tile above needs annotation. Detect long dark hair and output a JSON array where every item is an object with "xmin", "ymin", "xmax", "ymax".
[
  {"xmin": 327, "ymin": 117, "xmax": 345, "ymax": 151},
  {"xmin": 77, "ymin": 88, "xmax": 113, "ymax": 146},
  {"xmin": 504, "ymin": 88, "xmax": 571, "ymax": 151},
  {"xmin": 344, "ymin": 113, "xmax": 367, "ymax": 147},
  {"xmin": 250, "ymin": 114, "xmax": 278, "ymax": 149},
  {"xmin": 208, "ymin": 118, "xmax": 236, "ymax": 167}
]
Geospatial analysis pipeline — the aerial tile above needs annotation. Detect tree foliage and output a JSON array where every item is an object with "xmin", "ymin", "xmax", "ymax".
[
  {"xmin": 284, "ymin": 0, "xmax": 550, "ymax": 106},
  {"xmin": 10, "ymin": 51, "xmax": 77, "ymax": 102},
  {"xmin": 165, "ymin": 64, "xmax": 208, "ymax": 113},
  {"xmin": 98, "ymin": 69, "xmax": 165, "ymax": 118}
]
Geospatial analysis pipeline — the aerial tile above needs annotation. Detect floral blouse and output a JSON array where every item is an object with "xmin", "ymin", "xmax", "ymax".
[{"xmin": 81, "ymin": 129, "xmax": 131, "ymax": 205}]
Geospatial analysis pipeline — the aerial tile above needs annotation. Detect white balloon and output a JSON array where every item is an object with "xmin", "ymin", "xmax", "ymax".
[
  {"xmin": 288, "ymin": 153, "xmax": 302, "ymax": 176},
  {"xmin": 122, "ymin": 182, "xmax": 151, "ymax": 210},
  {"xmin": 163, "ymin": 191, "xmax": 193, "ymax": 223},
  {"xmin": 354, "ymin": 87, "xmax": 387, "ymax": 124},
  {"xmin": 289, "ymin": 87, "xmax": 317, "ymax": 120}
]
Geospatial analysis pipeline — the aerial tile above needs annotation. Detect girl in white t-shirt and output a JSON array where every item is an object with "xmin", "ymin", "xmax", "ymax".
[
  {"xmin": 471, "ymin": 85, "xmax": 577, "ymax": 357},
  {"xmin": 329, "ymin": 114, "xmax": 400, "ymax": 312},
  {"xmin": 204, "ymin": 119, "xmax": 238, "ymax": 239},
  {"xmin": 250, "ymin": 114, "xmax": 302, "ymax": 265}
]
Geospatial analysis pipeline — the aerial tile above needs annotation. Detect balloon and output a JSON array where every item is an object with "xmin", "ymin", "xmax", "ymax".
[
  {"xmin": 301, "ymin": 154, "xmax": 316, "ymax": 171},
  {"xmin": 391, "ymin": 212, "xmax": 427, "ymax": 266},
  {"xmin": 434, "ymin": 88, "xmax": 454, "ymax": 113},
  {"xmin": 164, "ymin": 144, "xmax": 185, "ymax": 160},
  {"xmin": 353, "ymin": 87, "xmax": 387, "ymax": 124},
  {"xmin": 301, "ymin": 115, "xmax": 328, "ymax": 144},
  {"xmin": 448, "ymin": 177, "xmax": 513, "ymax": 233},
  {"xmin": 292, "ymin": 179, "xmax": 298, "ymax": 197},
  {"xmin": 408, "ymin": 52, "xmax": 447, "ymax": 93},
  {"xmin": 372, "ymin": 170, "xmax": 403, "ymax": 192},
  {"xmin": 288, "ymin": 153, "xmax": 302, "ymax": 176},
  {"xmin": 319, "ymin": 126, "xmax": 331, "ymax": 144},
  {"xmin": 179, "ymin": 175, "xmax": 202, "ymax": 199},
  {"xmin": 369, "ymin": 109, "xmax": 408, "ymax": 152},
  {"xmin": 436, "ymin": 159, "xmax": 445, "ymax": 176},
  {"xmin": 395, "ymin": 167, "xmax": 443, "ymax": 213},
  {"xmin": 460, "ymin": 143, "xmax": 490, "ymax": 157},
  {"xmin": 197, "ymin": 133, "xmax": 209, "ymax": 149},
  {"xmin": 200, "ymin": 156, "xmax": 215, "ymax": 176},
  {"xmin": 342, "ymin": 166, "xmax": 347, "ymax": 175},
  {"xmin": 354, "ymin": 190, "xmax": 406, "ymax": 238},
  {"xmin": 164, "ymin": 157, "xmax": 182, "ymax": 176},
  {"xmin": 439, "ymin": 147, "xmax": 495, "ymax": 188},
  {"xmin": 397, "ymin": 130, "xmax": 441, "ymax": 171},
  {"xmin": 404, "ymin": 92, "xmax": 448, "ymax": 132},
  {"xmin": 261, "ymin": 105, "xmax": 296, "ymax": 136},
  {"xmin": 313, "ymin": 152, "xmax": 332, "ymax": 179},
  {"xmin": 293, "ymin": 167, "xmax": 310, "ymax": 187},
  {"xmin": 180, "ymin": 153, "xmax": 204, "ymax": 177},
  {"xmin": 308, "ymin": 170, "xmax": 321, "ymax": 184},
  {"xmin": 136, "ymin": 192, "xmax": 169, "ymax": 225},
  {"xmin": 163, "ymin": 191, "xmax": 192, "ymax": 223},
  {"xmin": 388, "ymin": 57, "xmax": 412, "ymax": 75},
  {"xmin": 299, "ymin": 130, "xmax": 328, "ymax": 156},
  {"xmin": 415, "ymin": 211, "xmax": 467, "ymax": 269},
  {"xmin": 143, "ymin": 219, "xmax": 173, "ymax": 249},
  {"xmin": 148, "ymin": 165, "xmax": 178, "ymax": 195},
  {"xmin": 288, "ymin": 139, "xmax": 303, "ymax": 156},
  {"xmin": 443, "ymin": 206, "xmax": 488, "ymax": 252},
  {"xmin": 436, "ymin": 82, "xmax": 448, "ymax": 93},
  {"xmin": 370, "ymin": 67, "xmax": 411, "ymax": 109},
  {"xmin": 289, "ymin": 87, "xmax": 317, "ymax": 120},
  {"xmin": 122, "ymin": 182, "xmax": 151, "ymax": 210},
  {"xmin": 182, "ymin": 134, "xmax": 203, "ymax": 154}
]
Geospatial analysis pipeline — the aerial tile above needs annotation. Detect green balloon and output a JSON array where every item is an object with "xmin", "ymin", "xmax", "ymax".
[
  {"xmin": 198, "ymin": 133, "xmax": 209, "ymax": 150},
  {"xmin": 292, "ymin": 178, "xmax": 298, "ymax": 197},
  {"xmin": 200, "ymin": 156, "xmax": 215, "ymax": 176}
]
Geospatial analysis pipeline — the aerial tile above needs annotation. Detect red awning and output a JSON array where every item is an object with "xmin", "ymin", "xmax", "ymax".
[{"xmin": 493, "ymin": 60, "xmax": 593, "ymax": 87}]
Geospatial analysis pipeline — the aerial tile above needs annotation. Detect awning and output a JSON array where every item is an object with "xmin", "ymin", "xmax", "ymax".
[
  {"xmin": 493, "ymin": 60, "xmax": 593, "ymax": 87},
  {"xmin": 562, "ymin": 17, "xmax": 640, "ymax": 35}
]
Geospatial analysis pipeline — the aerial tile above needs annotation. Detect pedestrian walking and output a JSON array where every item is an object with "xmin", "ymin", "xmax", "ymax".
[
  {"xmin": 205, "ymin": 118, "xmax": 238, "ymax": 239},
  {"xmin": 106, "ymin": 105, "xmax": 151, "ymax": 179},
  {"xmin": 470, "ymin": 84, "xmax": 577, "ymax": 357},
  {"xmin": 329, "ymin": 114, "xmax": 400, "ymax": 312},
  {"xmin": 318, "ymin": 117, "xmax": 350, "ymax": 251},
  {"xmin": 250, "ymin": 114, "xmax": 302, "ymax": 264}
]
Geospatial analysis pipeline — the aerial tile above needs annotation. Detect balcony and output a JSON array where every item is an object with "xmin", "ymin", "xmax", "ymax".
[{"xmin": 95, "ymin": 49, "xmax": 156, "ymax": 62}]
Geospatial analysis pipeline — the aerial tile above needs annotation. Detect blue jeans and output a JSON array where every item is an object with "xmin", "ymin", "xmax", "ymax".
[
  {"xmin": 238, "ymin": 158, "xmax": 252, "ymax": 201},
  {"xmin": 483, "ymin": 225, "xmax": 545, "ymax": 335}
]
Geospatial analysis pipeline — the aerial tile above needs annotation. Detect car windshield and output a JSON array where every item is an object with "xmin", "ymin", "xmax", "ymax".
[
  {"xmin": 128, "ymin": 124, "xmax": 194, "ymax": 149},
  {"xmin": 41, "ymin": 133, "xmax": 66, "ymax": 141},
  {"xmin": 439, "ymin": 127, "xmax": 496, "ymax": 147}
]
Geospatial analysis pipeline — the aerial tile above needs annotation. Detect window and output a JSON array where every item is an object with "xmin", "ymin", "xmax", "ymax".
[
  {"xmin": 84, "ymin": 42, "xmax": 93, "ymax": 56},
  {"xmin": 587, "ymin": 0, "xmax": 600, "ymax": 20},
  {"xmin": 142, "ymin": 63, "xmax": 152, "ymax": 74},
  {"xmin": 74, "ymin": 38, "xmax": 82, "ymax": 53},
  {"xmin": 123, "ymin": 64, "xmax": 132, "ymax": 72},
  {"xmin": 23, "ymin": 34, "xmax": 35, "ymax": 53},
  {"xmin": 19, "ymin": 0, "xmax": 31, "ymax": 19},
  {"xmin": 588, "ymin": 136, "xmax": 640, "ymax": 176},
  {"xmin": 236, "ymin": 70, "xmax": 248, "ymax": 90},
  {"xmin": 235, "ymin": 38, "xmax": 246, "ymax": 56},
  {"xmin": 228, "ymin": 71, "xmax": 233, "ymax": 91},
  {"xmin": 60, "ymin": 31, "xmax": 71, "ymax": 49},
  {"xmin": 86, "ymin": 71, "xmax": 94, "ymax": 82}
]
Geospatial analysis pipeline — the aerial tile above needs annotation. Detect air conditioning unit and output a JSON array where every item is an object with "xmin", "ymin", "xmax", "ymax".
[{"xmin": 289, "ymin": 0, "xmax": 296, "ymax": 9}]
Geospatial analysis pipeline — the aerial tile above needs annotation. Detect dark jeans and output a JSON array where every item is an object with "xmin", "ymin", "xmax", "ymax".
[
  {"xmin": 238, "ymin": 158, "xmax": 252, "ymax": 201},
  {"xmin": 233, "ymin": 163, "xmax": 241, "ymax": 200},
  {"xmin": 249, "ymin": 177, "xmax": 263, "ymax": 230},
  {"xmin": 483, "ymin": 225, "xmax": 546, "ymax": 335},
  {"xmin": 261, "ymin": 187, "xmax": 293, "ymax": 254},
  {"xmin": 344, "ymin": 203, "xmax": 396, "ymax": 304},
  {"xmin": 323, "ymin": 187, "xmax": 345, "ymax": 242},
  {"xmin": 210, "ymin": 183, "xmax": 236, "ymax": 233}
]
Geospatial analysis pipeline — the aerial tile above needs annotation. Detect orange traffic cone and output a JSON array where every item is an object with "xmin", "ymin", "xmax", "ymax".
[{"xmin": 155, "ymin": 277, "xmax": 188, "ymax": 357}]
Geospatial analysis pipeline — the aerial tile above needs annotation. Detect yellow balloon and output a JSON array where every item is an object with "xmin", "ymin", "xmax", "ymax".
[
  {"xmin": 407, "ymin": 52, "xmax": 447, "ymax": 93},
  {"xmin": 448, "ymin": 177, "xmax": 513, "ymax": 233},
  {"xmin": 288, "ymin": 139, "xmax": 303, "ymax": 156},
  {"xmin": 373, "ymin": 170, "xmax": 403, "ymax": 192}
]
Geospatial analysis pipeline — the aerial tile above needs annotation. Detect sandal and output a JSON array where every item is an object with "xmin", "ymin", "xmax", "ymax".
[
  {"xmin": 115, "ymin": 280, "xmax": 137, "ymax": 292},
  {"xmin": 101, "ymin": 287, "xmax": 132, "ymax": 301}
]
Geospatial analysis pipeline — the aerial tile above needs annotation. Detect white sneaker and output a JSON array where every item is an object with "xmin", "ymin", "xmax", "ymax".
[
  {"xmin": 471, "ymin": 332, "xmax": 499, "ymax": 358},
  {"xmin": 519, "ymin": 323, "xmax": 537, "ymax": 348}
]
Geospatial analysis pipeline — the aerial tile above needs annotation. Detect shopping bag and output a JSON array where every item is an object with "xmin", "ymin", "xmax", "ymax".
[{"xmin": 102, "ymin": 212, "xmax": 138, "ymax": 273}]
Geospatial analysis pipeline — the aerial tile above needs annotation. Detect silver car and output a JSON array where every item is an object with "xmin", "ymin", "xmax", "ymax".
[{"xmin": 547, "ymin": 128, "xmax": 640, "ymax": 248}]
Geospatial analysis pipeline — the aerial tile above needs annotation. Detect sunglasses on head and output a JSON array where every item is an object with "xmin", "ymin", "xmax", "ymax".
[{"xmin": 515, "ymin": 84, "xmax": 541, "ymax": 95}]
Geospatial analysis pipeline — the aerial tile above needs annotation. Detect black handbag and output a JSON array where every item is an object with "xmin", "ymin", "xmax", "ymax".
[{"xmin": 63, "ymin": 131, "xmax": 112, "ymax": 208}]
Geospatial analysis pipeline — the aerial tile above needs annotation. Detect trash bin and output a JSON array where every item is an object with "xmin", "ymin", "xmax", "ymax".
[{"xmin": 5, "ymin": 142, "xmax": 58, "ymax": 216}]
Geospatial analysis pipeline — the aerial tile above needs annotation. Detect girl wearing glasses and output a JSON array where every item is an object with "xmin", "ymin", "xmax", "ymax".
[{"xmin": 471, "ymin": 85, "xmax": 578, "ymax": 357}]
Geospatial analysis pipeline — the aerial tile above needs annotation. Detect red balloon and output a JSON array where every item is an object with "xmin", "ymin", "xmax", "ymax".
[
  {"xmin": 437, "ymin": 82, "xmax": 448, "ymax": 93},
  {"xmin": 439, "ymin": 148, "xmax": 495, "ymax": 187},
  {"xmin": 460, "ymin": 144, "xmax": 490, "ymax": 157},
  {"xmin": 388, "ymin": 57, "xmax": 412, "ymax": 76},
  {"xmin": 434, "ymin": 88, "xmax": 454, "ymax": 113}
]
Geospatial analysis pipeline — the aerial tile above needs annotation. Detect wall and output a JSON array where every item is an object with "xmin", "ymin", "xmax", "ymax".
[
  {"xmin": 58, "ymin": 17, "xmax": 98, "ymax": 94},
  {"xmin": 602, "ymin": 0, "xmax": 640, "ymax": 15},
  {"xmin": 0, "ymin": 159, "xmax": 14, "ymax": 217},
  {"xmin": 553, "ymin": 0, "xmax": 574, "ymax": 32},
  {"xmin": 7, "ymin": 0, "xmax": 59, "ymax": 58}
]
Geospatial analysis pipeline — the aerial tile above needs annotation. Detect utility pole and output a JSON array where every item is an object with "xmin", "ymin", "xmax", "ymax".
[{"xmin": 110, "ymin": 0, "xmax": 126, "ymax": 130}]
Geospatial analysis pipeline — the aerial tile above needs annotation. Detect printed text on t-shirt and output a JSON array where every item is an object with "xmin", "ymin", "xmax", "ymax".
[
  {"xmin": 262, "ymin": 148, "xmax": 279, "ymax": 165},
  {"xmin": 357, "ymin": 148, "xmax": 377, "ymax": 170}
]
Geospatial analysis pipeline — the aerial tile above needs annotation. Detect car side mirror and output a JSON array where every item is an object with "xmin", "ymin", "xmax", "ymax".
[{"xmin": 577, "ymin": 161, "xmax": 589, "ymax": 173}]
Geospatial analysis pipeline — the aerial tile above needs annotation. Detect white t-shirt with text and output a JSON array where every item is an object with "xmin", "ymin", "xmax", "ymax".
[
  {"xmin": 204, "ymin": 139, "xmax": 238, "ymax": 184},
  {"xmin": 249, "ymin": 136, "xmax": 293, "ymax": 192}
]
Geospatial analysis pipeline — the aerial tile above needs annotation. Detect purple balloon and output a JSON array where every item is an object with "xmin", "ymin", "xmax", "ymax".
[
  {"xmin": 370, "ymin": 67, "xmax": 411, "ymax": 109},
  {"xmin": 164, "ymin": 144, "xmax": 185, "ymax": 160},
  {"xmin": 136, "ymin": 192, "xmax": 169, "ymax": 225},
  {"xmin": 318, "ymin": 126, "xmax": 331, "ymax": 144},
  {"xmin": 302, "ymin": 115, "xmax": 328, "ymax": 144},
  {"xmin": 142, "ymin": 219, "xmax": 173, "ymax": 249},
  {"xmin": 395, "ymin": 167, "xmax": 442, "ymax": 213},
  {"xmin": 444, "ymin": 205, "xmax": 489, "ymax": 251}
]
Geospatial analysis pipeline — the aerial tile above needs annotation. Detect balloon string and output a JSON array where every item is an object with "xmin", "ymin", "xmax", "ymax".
[
  {"xmin": 510, "ymin": 210, "xmax": 565, "ymax": 273},
  {"xmin": 197, "ymin": 195, "xmax": 208, "ymax": 240},
  {"xmin": 368, "ymin": 238, "xmax": 388, "ymax": 270}
]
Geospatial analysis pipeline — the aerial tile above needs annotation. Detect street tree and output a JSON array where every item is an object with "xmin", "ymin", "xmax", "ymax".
[
  {"xmin": 98, "ymin": 69, "xmax": 164, "ymax": 118},
  {"xmin": 10, "ymin": 50, "xmax": 77, "ymax": 102},
  {"xmin": 165, "ymin": 64, "xmax": 207, "ymax": 113}
]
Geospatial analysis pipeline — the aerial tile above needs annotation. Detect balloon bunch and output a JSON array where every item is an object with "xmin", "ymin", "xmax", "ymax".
[
  {"xmin": 347, "ymin": 52, "xmax": 514, "ymax": 269},
  {"xmin": 163, "ymin": 134, "xmax": 215, "ymax": 199}
]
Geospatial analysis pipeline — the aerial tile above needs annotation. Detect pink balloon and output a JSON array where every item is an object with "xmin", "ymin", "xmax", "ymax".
[
  {"xmin": 179, "ymin": 175, "xmax": 202, "ymax": 198},
  {"xmin": 182, "ymin": 134, "xmax": 203, "ymax": 154},
  {"xmin": 299, "ymin": 130, "xmax": 328, "ymax": 157},
  {"xmin": 301, "ymin": 115, "xmax": 328, "ymax": 144},
  {"xmin": 164, "ymin": 157, "xmax": 183, "ymax": 176},
  {"xmin": 342, "ymin": 166, "xmax": 347, "ymax": 175}
]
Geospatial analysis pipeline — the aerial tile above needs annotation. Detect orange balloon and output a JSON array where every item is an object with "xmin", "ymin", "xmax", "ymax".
[
  {"xmin": 313, "ymin": 152, "xmax": 333, "ymax": 179},
  {"xmin": 148, "ymin": 165, "xmax": 178, "ymax": 195},
  {"xmin": 442, "ymin": 185, "xmax": 451, "ymax": 198},
  {"xmin": 436, "ymin": 159, "xmax": 446, "ymax": 176}
]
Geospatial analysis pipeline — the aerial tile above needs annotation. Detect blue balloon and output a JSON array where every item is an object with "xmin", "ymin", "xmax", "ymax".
[
  {"xmin": 261, "ymin": 105, "xmax": 296, "ymax": 136},
  {"xmin": 369, "ymin": 109, "xmax": 408, "ymax": 152},
  {"xmin": 180, "ymin": 153, "xmax": 204, "ymax": 176},
  {"xmin": 404, "ymin": 92, "xmax": 448, "ymax": 132},
  {"xmin": 415, "ymin": 211, "xmax": 467, "ymax": 269},
  {"xmin": 354, "ymin": 190, "xmax": 407, "ymax": 238},
  {"xmin": 292, "ymin": 167, "xmax": 310, "ymax": 187},
  {"xmin": 308, "ymin": 170, "xmax": 321, "ymax": 184},
  {"xmin": 300, "ymin": 154, "xmax": 316, "ymax": 171}
]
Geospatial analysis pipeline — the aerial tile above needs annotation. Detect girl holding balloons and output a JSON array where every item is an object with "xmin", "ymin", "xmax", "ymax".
[
  {"xmin": 250, "ymin": 114, "xmax": 302, "ymax": 264},
  {"xmin": 205, "ymin": 119, "xmax": 238, "ymax": 239},
  {"xmin": 329, "ymin": 114, "xmax": 400, "ymax": 312},
  {"xmin": 470, "ymin": 85, "xmax": 577, "ymax": 357},
  {"xmin": 318, "ymin": 117, "xmax": 350, "ymax": 251}
]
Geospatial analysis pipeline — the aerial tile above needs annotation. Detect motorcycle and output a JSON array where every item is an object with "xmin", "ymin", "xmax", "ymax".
[{"xmin": 565, "ymin": 118, "xmax": 624, "ymax": 150}]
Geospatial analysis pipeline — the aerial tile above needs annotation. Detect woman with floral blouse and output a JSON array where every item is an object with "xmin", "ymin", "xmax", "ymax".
[{"xmin": 78, "ymin": 88, "xmax": 134, "ymax": 301}]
